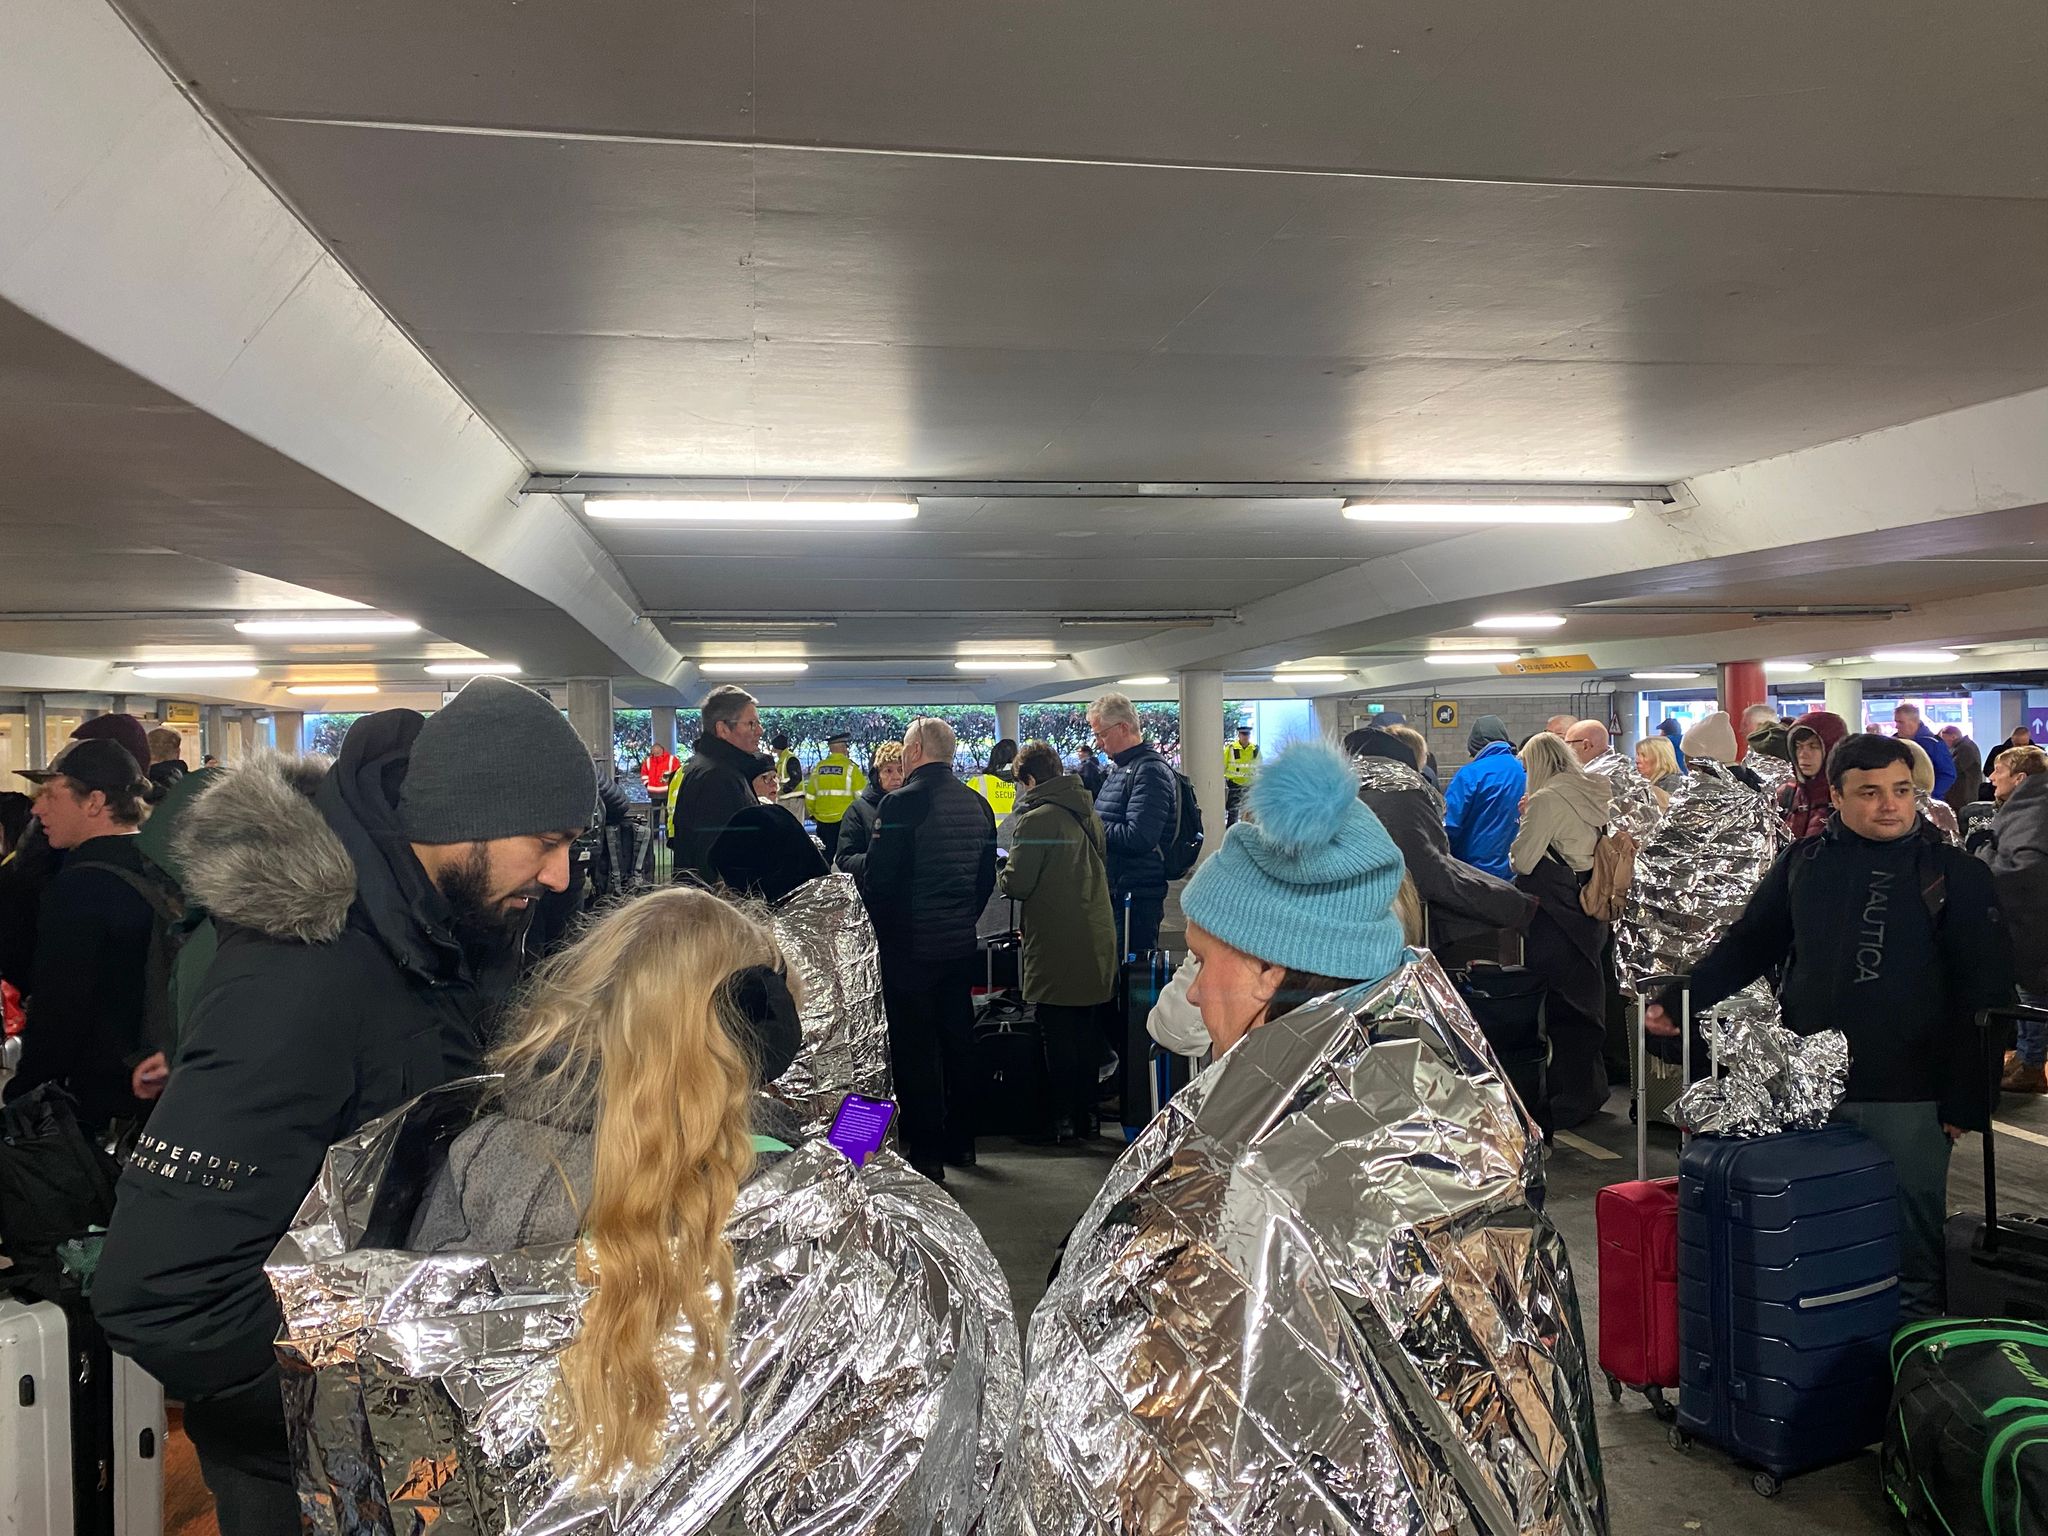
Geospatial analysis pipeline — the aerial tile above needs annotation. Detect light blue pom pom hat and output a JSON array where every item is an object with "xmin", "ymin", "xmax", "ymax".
[{"xmin": 1179, "ymin": 736, "xmax": 1409, "ymax": 984}]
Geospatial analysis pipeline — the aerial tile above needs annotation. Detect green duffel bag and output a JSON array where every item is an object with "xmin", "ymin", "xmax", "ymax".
[{"xmin": 1886, "ymin": 1319, "xmax": 2048, "ymax": 1536}]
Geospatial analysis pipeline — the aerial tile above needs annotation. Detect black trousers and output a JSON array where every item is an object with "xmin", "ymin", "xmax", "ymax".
[
  {"xmin": 184, "ymin": 1374, "xmax": 300, "ymax": 1536},
  {"xmin": 816, "ymin": 818, "xmax": 842, "ymax": 863},
  {"xmin": 1037, "ymin": 1002, "xmax": 1102, "ymax": 1131},
  {"xmin": 882, "ymin": 958, "xmax": 977, "ymax": 1172}
]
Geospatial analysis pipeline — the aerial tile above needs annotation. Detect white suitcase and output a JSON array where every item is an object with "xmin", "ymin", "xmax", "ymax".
[{"xmin": 0, "ymin": 1295, "xmax": 166, "ymax": 1536}]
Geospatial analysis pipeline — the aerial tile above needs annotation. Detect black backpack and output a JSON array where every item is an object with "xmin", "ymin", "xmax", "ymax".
[
  {"xmin": 69, "ymin": 853, "xmax": 196, "ymax": 1063},
  {"xmin": 1162, "ymin": 771, "xmax": 1205, "ymax": 881}
]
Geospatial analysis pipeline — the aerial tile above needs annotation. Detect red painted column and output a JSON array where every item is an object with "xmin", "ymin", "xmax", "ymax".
[{"xmin": 1719, "ymin": 661, "xmax": 1768, "ymax": 757}]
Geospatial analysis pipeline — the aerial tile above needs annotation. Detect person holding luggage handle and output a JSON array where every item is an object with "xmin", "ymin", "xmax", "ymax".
[{"xmin": 1645, "ymin": 732, "xmax": 2014, "ymax": 1318}]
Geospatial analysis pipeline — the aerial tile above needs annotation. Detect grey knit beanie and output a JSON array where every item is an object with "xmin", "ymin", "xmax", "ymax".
[{"xmin": 399, "ymin": 677, "xmax": 596, "ymax": 844}]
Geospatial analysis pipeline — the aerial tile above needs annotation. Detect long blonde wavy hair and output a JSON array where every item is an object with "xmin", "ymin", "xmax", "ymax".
[{"xmin": 488, "ymin": 886, "xmax": 787, "ymax": 1484}]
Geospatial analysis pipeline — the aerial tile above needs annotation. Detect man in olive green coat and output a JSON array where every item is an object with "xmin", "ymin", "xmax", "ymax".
[{"xmin": 999, "ymin": 741, "xmax": 1118, "ymax": 1141}]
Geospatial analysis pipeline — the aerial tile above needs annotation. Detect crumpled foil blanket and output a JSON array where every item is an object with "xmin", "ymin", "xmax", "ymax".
[
  {"xmin": 269, "ymin": 1080, "xmax": 1020, "ymax": 1535},
  {"xmin": 1003, "ymin": 954, "xmax": 1608, "ymax": 1536},
  {"xmin": 1615, "ymin": 761, "xmax": 1788, "ymax": 996},
  {"xmin": 764, "ymin": 872, "xmax": 892, "ymax": 1131},
  {"xmin": 1670, "ymin": 982, "xmax": 1849, "ymax": 1137}
]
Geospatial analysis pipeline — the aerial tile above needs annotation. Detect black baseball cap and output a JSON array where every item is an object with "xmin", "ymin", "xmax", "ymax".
[{"xmin": 17, "ymin": 738, "xmax": 149, "ymax": 796}]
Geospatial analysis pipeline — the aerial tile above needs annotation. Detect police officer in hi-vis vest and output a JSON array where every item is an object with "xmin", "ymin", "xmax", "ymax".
[
  {"xmin": 803, "ymin": 732, "xmax": 867, "ymax": 861},
  {"xmin": 1224, "ymin": 724, "xmax": 1260, "ymax": 824}
]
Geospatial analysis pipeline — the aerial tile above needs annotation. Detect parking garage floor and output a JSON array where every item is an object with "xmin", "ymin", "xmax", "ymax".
[{"xmin": 949, "ymin": 1082, "xmax": 2048, "ymax": 1535}]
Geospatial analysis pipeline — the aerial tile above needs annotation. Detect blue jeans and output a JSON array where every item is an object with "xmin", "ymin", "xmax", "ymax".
[{"xmin": 2018, "ymin": 993, "xmax": 2048, "ymax": 1067}]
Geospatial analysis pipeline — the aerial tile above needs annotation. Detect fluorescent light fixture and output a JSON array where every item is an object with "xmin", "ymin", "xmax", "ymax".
[
  {"xmin": 957, "ymin": 640, "xmax": 1056, "ymax": 655},
  {"xmin": 285, "ymin": 684, "xmax": 380, "ymax": 697},
  {"xmin": 586, "ymin": 497, "xmax": 917, "ymax": 524},
  {"xmin": 1475, "ymin": 614, "xmax": 1566, "ymax": 630},
  {"xmin": 1870, "ymin": 649, "xmax": 1959, "ymax": 665},
  {"xmin": 1424, "ymin": 653, "xmax": 1519, "ymax": 666},
  {"xmin": 699, "ymin": 661, "xmax": 809, "ymax": 675},
  {"xmin": 234, "ymin": 618, "xmax": 419, "ymax": 637},
  {"xmin": 1343, "ymin": 501, "xmax": 1634, "ymax": 525},
  {"xmin": 1762, "ymin": 661, "xmax": 1814, "ymax": 675},
  {"xmin": 1118, "ymin": 675, "xmax": 1171, "ymax": 686},
  {"xmin": 667, "ymin": 618, "xmax": 838, "ymax": 630},
  {"xmin": 953, "ymin": 659, "xmax": 1058, "ymax": 672},
  {"xmin": 1271, "ymin": 672, "xmax": 1349, "ymax": 684},
  {"xmin": 1631, "ymin": 671, "xmax": 1702, "ymax": 681},
  {"xmin": 424, "ymin": 661, "xmax": 522, "ymax": 677},
  {"xmin": 132, "ymin": 664, "xmax": 259, "ymax": 680}
]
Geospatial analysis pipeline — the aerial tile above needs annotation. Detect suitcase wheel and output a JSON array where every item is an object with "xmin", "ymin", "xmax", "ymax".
[
  {"xmin": 1603, "ymin": 1372, "xmax": 1622, "ymax": 1404},
  {"xmin": 1646, "ymin": 1385, "xmax": 1675, "ymax": 1423},
  {"xmin": 1750, "ymin": 1472, "xmax": 1782, "ymax": 1500},
  {"xmin": 1667, "ymin": 1425, "xmax": 1691, "ymax": 1454}
]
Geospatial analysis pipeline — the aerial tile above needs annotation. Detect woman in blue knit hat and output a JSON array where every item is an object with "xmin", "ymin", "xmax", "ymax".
[{"xmin": 1180, "ymin": 737, "xmax": 1412, "ymax": 1057}]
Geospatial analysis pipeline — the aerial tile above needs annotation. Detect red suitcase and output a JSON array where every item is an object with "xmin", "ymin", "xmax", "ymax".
[{"xmin": 1595, "ymin": 978, "xmax": 1696, "ymax": 1418}]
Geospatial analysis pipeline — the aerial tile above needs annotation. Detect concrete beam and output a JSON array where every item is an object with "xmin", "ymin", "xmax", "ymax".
[{"xmin": 0, "ymin": 0, "xmax": 685, "ymax": 689}]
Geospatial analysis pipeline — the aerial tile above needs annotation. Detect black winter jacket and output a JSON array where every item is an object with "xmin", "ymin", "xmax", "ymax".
[
  {"xmin": 862, "ymin": 763, "xmax": 997, "ymax": 971},
  {"xmin": 1095, "ymin": 742, "xmax": 1178, "ymax": 899},
  {"xmin": 670, "ymin": 734, "xmax": 761, "ymax": 885},
  {"xmin": 833, "ymin": 783, "xmax": 885, "ymax": 881},
  {"xmin": 1676, "ymin": 821, "xmax": 2014, "ymax": 1130},
  {"xmin": 0, "ymin": 823, "xmax": 59, "ymax": 997},
  {"xmin": 94, "ymin": 712, "xmax": 525, "ymax": 1405},
  {"xmin": 1353, "ymin": 757, "xmax": 1536, "ymax": 944},
  {"xmin": 8, "ymin": 834, "xmax": 155, "ymax": 1133}
]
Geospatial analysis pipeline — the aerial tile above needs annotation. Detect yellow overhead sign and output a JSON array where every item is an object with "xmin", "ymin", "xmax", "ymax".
[
  {"xmin": 160, "ymin": 701, "xmax": 201, "ymax": 726},
  {"xmin": 1496, "ymin": 654, "xmax": 1598, "ymax": 676}
]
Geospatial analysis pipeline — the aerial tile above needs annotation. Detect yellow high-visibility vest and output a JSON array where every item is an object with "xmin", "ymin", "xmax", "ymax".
[
  {"xmin": 775, "ymin": 748, "xmax": 799, "ymax": 786},
  {"xmin": 803, "ymin": 753, "xmax": 867, "ymax": 823},
  {"xmin": 1224, "ymin": 740, "xmax": 1261, "ymax": 786},
  {"xmin": 967, "ymin": 773, "xmax": 1018, "ymax": 817}
]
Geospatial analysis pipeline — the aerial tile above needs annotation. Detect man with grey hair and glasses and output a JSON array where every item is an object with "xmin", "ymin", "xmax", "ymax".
[{"xmin": 1088, "ymin": 691, "xmax": 1179, "ymax": 956}]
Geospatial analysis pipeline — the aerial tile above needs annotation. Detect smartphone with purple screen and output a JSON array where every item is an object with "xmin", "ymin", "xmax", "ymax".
[{"xmin": 828, "ymin": 1093, "xmax": 896, "ymax": 1168}]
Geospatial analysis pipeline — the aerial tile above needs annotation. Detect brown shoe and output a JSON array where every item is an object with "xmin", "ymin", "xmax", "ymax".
[{"xmin": 2001, "ymin": 1061, "xmax": 2048, "ymax": 1094}]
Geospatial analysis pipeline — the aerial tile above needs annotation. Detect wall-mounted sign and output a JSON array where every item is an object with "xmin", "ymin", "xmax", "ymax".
[
  {"xmin": 1496, "ymin": 654, "xmax": 1598, "ymax": 676},
  {"xmin": 160, "ymin": 701, "xmax": 201, "ymax": 727},
  {"xmin": 1431, "ymin": 701, "xmax": 1459, "ymax": 729},
  {"xmin": 1366, "ymin": 703, "xmax": 1386, "ymax": 715}
]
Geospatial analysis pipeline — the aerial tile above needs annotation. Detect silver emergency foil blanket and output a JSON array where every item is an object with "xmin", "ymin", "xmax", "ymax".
[
  {"xmin": 765, "ymin": 872, "xmax": 892, "ymax": 1131},
  {"xmin": 269, "ymin": 1081, "xmax": 1020, "ymax": 1536},
  {"xmin": 1670, "ymin": 982, "xmax": 1849, "ymax": 1137},
  {"xmin": 1353, "ymin": 751, "xmax": 1448, "ymax": 816},
  {"xmin": 1005, "ymin": 955, "xmax": 1608, "ymax": 1536},
  {"xmin": 1744, "ymin": 752, "xmax": 1794, "ymax": 803},
  {"xmin": 1615, "ymin": 760, "xmax": 1788, "ymax": 997},
  {"xmin": 1582, "ymin": 750, "xmax": 1664, "ymax": 844}
]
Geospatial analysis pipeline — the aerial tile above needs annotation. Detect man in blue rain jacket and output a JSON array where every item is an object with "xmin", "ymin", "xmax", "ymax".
[{"xmin": 1444, "ymin": 714, "xmax": 1526, "ymax": 880}]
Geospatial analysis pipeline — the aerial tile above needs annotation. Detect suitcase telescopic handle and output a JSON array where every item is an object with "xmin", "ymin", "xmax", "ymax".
[
  {"xmin": 1972, "ymin": 1005, "xmax": 2048, "ymax": 1248},
  {"xmin": 1634, "ymin": 974, "xmax": 1692, "ymax": 1182}
]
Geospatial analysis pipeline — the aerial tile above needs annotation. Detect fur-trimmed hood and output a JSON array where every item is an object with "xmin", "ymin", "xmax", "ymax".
[{"xmin": 174, "ymin": 754, "xmax": 356, "ymax": 943}]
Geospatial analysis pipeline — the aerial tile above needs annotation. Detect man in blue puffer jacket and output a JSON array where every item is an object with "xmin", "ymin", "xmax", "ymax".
[
  {"xmin": 1892, "ymin": 701, "xmax": 1957, "ymax": 800},
  {"xmin": 1443, "ymin": 714, "xmax": 1526, "ymax": 881},
  {"xmin": 1088, "ymin": 692, "xmax": 1180, "ymax": 955}
]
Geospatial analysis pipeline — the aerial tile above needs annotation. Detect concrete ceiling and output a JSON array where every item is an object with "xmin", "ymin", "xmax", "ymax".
[{"xmin": 4, "ymin": 0, "xmax": 2048, "ymax": 709}]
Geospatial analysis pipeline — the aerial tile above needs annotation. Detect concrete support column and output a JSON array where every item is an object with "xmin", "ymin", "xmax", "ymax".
[
  {"xmin": 652, "ymin": 705, "xmax": 678, "ymax": 757},
  {"xmin": 108, "ymin": 695, "xmax": 131, "ymax": 716},
  {"xmin": 1823, "ymin": 677, "xmax": 1865, "ymax": 730},
  {"xmin": 1179, "ymin": 669, "xmax": 1227, "ymax": 869},
  {"xmin": 24, "ymin": 694, "xmax": 47, "ymax": 768},
  {"xmin": 1312, "ymin": 695, "xmax": 1344, "ymax": 741},
  {"xmin": 1611, "ymin": 689, "xmax": 1640, "ymax": 747},
  {"xmin": 272, "ymin": 710, "xmax": 306, "ymax": 755},
  {"xmin": 1719, "ymin": 662, "xmax": 1768, "ymax": 755},
  {"xmin": 996, "ymin": 699, "xmax": 1022, "ymax": 747},
  {"xmin": 202, "ymin": 705, "xmax": 225, "ymax": 762},
  {"xmin": 233, "ymin": 712, "xmax": 259, "ymax": 761},
  {"xmin": 567, "ymin": 679, "xmax": 616, "ymax": 781},
  {"xmin": 1973, "ymin": 690, "xmax": 2024, "ymax": 744}
]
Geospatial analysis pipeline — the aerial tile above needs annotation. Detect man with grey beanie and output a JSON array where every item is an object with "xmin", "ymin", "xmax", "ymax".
[{"xmin": 96, "ymin": 678, "xmax": 595, "ymax": 1534}]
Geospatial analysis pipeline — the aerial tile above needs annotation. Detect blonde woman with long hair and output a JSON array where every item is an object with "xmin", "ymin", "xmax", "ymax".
[{"xmin": 409, "ymin": 886, "xmax": 807, "ymax": 1483}]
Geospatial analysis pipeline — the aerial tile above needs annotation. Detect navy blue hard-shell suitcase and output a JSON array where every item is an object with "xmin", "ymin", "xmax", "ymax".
[{"xmin": 1673, "ymin": 1125, "xmax": 1902, "ymax": 1496}]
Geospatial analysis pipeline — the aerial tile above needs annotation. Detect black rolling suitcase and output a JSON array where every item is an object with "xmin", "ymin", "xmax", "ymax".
[
  {"xmin": 1452, "ymin": 957, "xmax": 1552, "ymax": 1140},
  {"xmin": 1945, "ymin": 1004, "xmax": 2048, "ymax": 1319},
  {"xmin": 968, "ymin": 992, "xmax": 1053, "ymax": 1139}
]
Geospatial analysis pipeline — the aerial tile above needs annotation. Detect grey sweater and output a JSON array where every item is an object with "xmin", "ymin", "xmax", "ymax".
[{"xmin": 408, "ymin": 1094, "xmax": 808, "ymax": 1253}]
